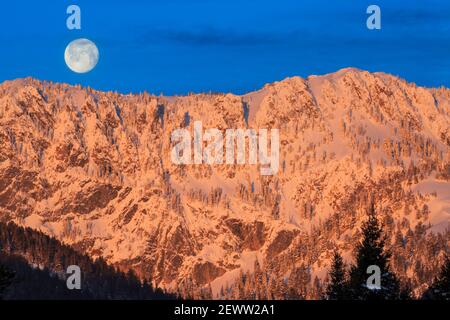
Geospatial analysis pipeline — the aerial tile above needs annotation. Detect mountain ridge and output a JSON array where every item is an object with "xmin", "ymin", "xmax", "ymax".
[
  {"xmin": 0, "ymin": 68, "xmax": 449, "ymax": 298},
  {"xmin": 2, "ymin": 67, "xmax": 446, "ymax": 98}
]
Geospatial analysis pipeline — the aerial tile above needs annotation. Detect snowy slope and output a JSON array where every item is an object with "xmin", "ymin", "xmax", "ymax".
[{"xmin": 0, "ymin": 68, "xmax": 448, "ymax": 298}]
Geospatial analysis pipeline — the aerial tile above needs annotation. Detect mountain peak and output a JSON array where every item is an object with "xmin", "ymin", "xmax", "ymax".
[
  {"xmin": 0, "ymin": 68, "xmax": 443, "ymax": 101},
  {"xmin": 0, "ymin": 70, "xmax": 448, "ymax": 298}
]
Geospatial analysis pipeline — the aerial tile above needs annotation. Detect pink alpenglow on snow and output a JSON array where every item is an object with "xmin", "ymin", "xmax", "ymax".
[
  {"xmin": 171, "ymin": 121, "xmax": 280, "ymax": 175},
  {"xmin": 0, "ymin": 68, "xmax": 448, "ymax": 299}
]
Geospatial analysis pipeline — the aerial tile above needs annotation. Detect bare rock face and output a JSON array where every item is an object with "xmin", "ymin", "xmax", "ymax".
[
  {"xmin": 266, "ymin": 230, "xmax": 297, "ymax": 260},
  {"xmin": 192, "ymin": 262, "xmax": 226, "ymax": 286},
  {"xmin": 60, "ymin": 184, "xmax": 121, "ymax": 215},
  {"xmin": 225, "ymin": 219, "xmax": 266, "ymax": 251},
  {"xmin": 0, "ymin": 69, "xmax": 449, "ymax": 298}
]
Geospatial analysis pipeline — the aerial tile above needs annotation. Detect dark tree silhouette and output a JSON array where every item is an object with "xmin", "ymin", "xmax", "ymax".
[
  {"xmin": 0, "ymin": 221, "xmax": 176, "ymax": 300},
  {"xmin": 348, "ymin": 202, "xmax": 401, "ymax": 300},
  {"xmin": 325, "ymin": 251, "xmax": 348, "ymax": 300},
  {"xmin": 422, "ymin": 256, "xmax": 450, "ymax": 300},
  {"xmin": 0, "ymin": 263, "xmax": 14, "ymax": 299}
]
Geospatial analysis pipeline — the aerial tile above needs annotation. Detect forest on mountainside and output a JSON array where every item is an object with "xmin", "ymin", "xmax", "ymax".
[{"xmin": 0, "ymin": 221, "xmax": 176, "ymax": 300}]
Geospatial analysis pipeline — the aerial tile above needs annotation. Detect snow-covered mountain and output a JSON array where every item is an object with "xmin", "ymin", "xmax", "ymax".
[{"xmin": 0, "ymin": 68, "xmax": 448, "ymax": 298}]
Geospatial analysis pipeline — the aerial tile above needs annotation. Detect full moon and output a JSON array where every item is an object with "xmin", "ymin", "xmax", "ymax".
[{"xmin": 64, "ymin": 38, "xmax": 99, "ymax": 73}]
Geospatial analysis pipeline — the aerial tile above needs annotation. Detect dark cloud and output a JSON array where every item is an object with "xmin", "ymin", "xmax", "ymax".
[
  {"xmin": 140, "ymin": 27, "xmax": 286, "ymax": 47},
  {"xmin": 385, "ymin": 8, "xmax": 450, "ymax": 25}
]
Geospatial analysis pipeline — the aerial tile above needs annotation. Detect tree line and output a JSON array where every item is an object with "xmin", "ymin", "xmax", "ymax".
[
  {"xmin": 0, "ymin": 221, "xmax": 176, "ymax": 300},
  {"xmin": 216, "ymin": 202, "xmax": 448, "ymax": 300},
  {"xmin": 325, "ymin": 203, "xmax": 449, "ymax": 300}
]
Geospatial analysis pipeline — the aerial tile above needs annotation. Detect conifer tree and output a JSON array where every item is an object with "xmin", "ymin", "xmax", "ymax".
[
  {"xmin": 423, "ymin": 256, "xmax": 450, "ymax": 300},
  {"xmin": 0, "ymin": 264, "xmax": 14, "ymax": 300},
  {"xmin": 348, "ymin": 202, "xmax": 401, "ymax": 300},
  {"xmin": 325, "ymin": 251, "xmax": 347, "ymax": 300}
]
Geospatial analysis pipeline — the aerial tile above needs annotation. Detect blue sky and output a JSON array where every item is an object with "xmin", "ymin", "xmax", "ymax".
[{"xmin": 1, "ymin": 0, "xmax": 450, "ymax": 95}]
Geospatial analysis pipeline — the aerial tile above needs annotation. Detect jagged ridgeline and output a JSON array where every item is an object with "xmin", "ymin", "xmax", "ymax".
[{"xmin": 0, "ymin": 221, "xmax": 175, "ymax": 299}]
